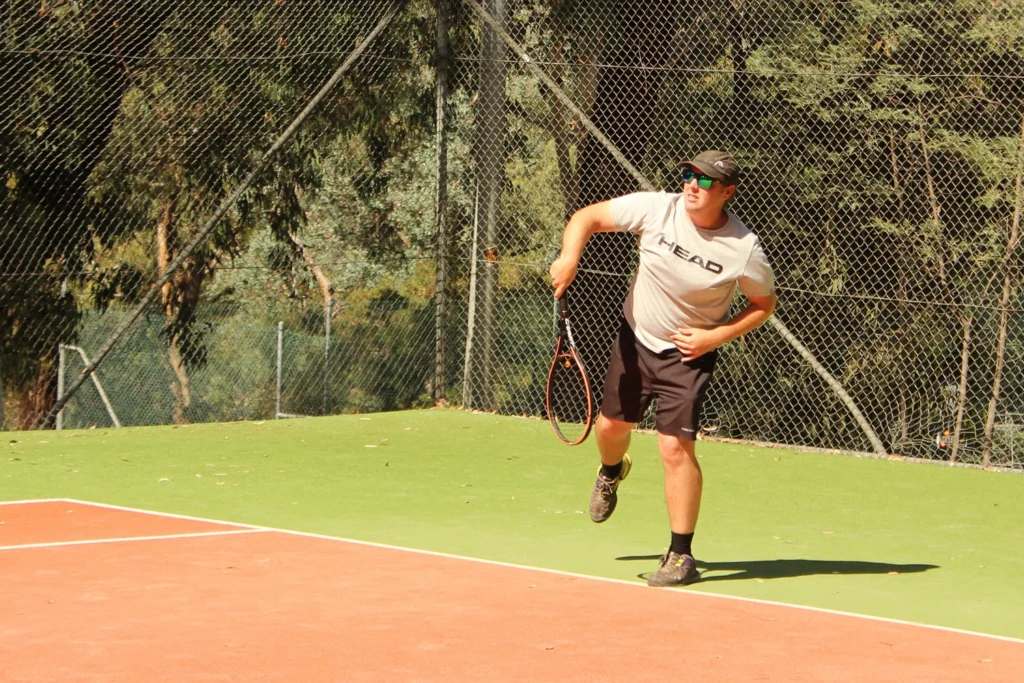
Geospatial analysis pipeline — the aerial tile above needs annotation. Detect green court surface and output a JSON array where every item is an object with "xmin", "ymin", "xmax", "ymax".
[{"xmin": 3, "ymin": 408, "xmax": 1023, "ymax": 640}]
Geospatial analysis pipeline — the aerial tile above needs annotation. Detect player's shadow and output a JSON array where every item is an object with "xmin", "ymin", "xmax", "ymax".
[{"xmin": 616, "ymin": 555, "xmax": 938, "ymax": 583}]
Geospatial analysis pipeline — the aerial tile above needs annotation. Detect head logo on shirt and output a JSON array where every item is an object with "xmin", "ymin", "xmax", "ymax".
[{"xmin": 657, "ymin": 236, "xmax": 723, "ymax": 274}]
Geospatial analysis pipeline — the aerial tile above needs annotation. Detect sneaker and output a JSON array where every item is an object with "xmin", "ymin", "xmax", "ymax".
[
  {"xmin": 589, "ymin": 454, "xmax": 632, "ymax": 523},
  {"xmin": 647, "ymin": 551, "xmax": 700, "ymax": 587}
]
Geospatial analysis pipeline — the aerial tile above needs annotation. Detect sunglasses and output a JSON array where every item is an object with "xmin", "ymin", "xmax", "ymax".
[{"xmin": 681, "ymin": 168, "xmax": 717, "ymax": 190}]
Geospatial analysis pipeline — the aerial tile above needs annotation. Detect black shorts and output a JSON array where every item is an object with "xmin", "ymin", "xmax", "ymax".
[{"xmin": 599, "ymin": 319, "xmax": 717, "ymax": 440}]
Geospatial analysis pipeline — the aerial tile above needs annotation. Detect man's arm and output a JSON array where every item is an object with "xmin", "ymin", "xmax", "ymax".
[
  {"xmin": 549, "ymin": 201, "xmax": 619, "ymax": 298},
  {"xmin": 671, "ymin": 293, "xmax": 777, "ymax": 363}
]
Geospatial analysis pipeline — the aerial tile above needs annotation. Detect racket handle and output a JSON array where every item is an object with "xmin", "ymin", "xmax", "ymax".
[{"xmin": 558, "ymin": 293, "xmax": 569, "ymax": 317}]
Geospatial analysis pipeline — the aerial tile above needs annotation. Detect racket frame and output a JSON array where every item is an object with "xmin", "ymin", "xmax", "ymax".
[{"xmin": 545, "ymin": 294, "xmax": 595, "ymax": 445}]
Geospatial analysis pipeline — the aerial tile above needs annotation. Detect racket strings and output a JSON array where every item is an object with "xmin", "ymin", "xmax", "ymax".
[{"xmin": 547, "ymin": 350, "xmax": 593, "ymax": 443}]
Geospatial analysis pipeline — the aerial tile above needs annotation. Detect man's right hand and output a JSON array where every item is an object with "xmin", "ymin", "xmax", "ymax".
[
  {"xmin": 549, "ymin": 200, "xmax": 618, "ymax": 298},
  {"xmin": 549, "ymin": 255, "xmax": 578, "ymax": 298}
]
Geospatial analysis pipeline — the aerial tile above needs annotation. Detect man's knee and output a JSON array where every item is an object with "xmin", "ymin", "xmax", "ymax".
[
  {"xmin": 596, "ymin": 413, "xmax": 634, "ymax": 440},
  {"xmin": 658, "ymin": 434, "xmax": 698, "ymax": 469}
]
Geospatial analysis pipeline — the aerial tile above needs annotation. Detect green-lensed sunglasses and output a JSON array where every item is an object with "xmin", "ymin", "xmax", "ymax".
[{"xmin": 681, "ymin": 167, "xmax": 717, "ymax": 190}]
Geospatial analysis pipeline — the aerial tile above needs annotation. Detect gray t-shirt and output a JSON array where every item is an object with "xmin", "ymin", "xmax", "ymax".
[{"xmin": 610, "ymin": 191, "xmax": 775, "ymax": 353}]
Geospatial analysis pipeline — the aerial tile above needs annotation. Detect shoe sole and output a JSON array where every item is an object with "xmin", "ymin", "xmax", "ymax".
[
  {"xmin": 590, "ymin": 454, "xmax": 632, "ymax": 523},
  {"xmin": 647, "ymin": 571, "xmax": 700, "ymax": 588}
]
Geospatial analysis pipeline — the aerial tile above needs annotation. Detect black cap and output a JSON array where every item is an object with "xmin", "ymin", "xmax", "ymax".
[{"xmin": 683, "ymin": 150, "xmax": 741, "ymax": 184}]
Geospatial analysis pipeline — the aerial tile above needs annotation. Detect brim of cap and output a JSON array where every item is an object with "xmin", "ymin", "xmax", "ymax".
[{"xmin": 682, "ymin": 160, "xmax": 730, "ymax": 180}]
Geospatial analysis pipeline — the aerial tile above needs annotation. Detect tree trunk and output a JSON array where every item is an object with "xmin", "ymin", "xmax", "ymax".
[
  {"xmin": 13, "ymin": 365, "xmax": 56, "ymax": 431},
  {"xmin": 545, "ymin": 41, "xmax": 578, "ymax": 221},
  {"xmin": 575, "ymin": 4, "xmax": 678, "ymax": 210},
  {"xmin": 287, "ymin": 231, "xmax": 334, "ymax": 303},
  {"xmin": 536, "ymin": 33, "xmax": 602, "ymax": 222},
  {"xmin": 156, "ymin": 201, "xmax": 191, "ymax": 424},
  {"xmin": 727, "ymin": 0, "xmax": 752, "ymax": 145}
]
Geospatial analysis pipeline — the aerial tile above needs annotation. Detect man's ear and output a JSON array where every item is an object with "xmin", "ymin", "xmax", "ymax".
[{"xmin": 722, "ymin": 184, "xmax": 737, "ymax": 201}]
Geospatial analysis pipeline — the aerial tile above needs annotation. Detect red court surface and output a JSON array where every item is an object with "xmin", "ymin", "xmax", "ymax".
[
  {"xmin": 2, "ymin": 499, "xmax": 1022, "ymax": 682},
  {"xmin": 0, "ymin": 500, "xmax": 250, "ymax": 547}
]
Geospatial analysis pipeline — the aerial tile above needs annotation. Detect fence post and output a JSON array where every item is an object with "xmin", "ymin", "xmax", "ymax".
[
  {"xmin": 472, "ymin": 0, "xmax": 506, "ymax": 412},
  {"xmin": 462, "ymin": 185, "xmax": 480, "ymax": 409},
  {"xmin": 324, "ymin": 297, "xmax": 333, "ymax": 415},
  {"xmin": 432, "ymin": 0, "xmax": 450, "ymax": 403},
  {"xmin": 56, "ymin": 277, "xmax": 68, "ymax": 431},
  {"xmin": 276, "ymin": 322, "xmax": 284, "ymax": 419},
  {"xmin": 56, "ymin": 343, "xmax": 66, "ymax": 431}
]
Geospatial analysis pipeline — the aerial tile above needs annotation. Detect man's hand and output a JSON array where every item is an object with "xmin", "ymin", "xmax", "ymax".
[
  {"xmin": 671, "ymin": 327, "xmax": 722, "ymax": 362},
  {"xmin": 549, "ymin": 201, "xmax": 618, "ymax": 298},
  {"xmin": 549, "ymin": 255, "xmax": 578, "ymax": 298},
  {"xmin": 672, "ymin": 294, "xmax": 776, "ymax": 362}
]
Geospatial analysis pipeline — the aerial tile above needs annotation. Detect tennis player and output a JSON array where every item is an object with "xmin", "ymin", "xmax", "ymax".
[{"xmin": 549, "ymin": 150, "xmax": 776, "ymax": 587}]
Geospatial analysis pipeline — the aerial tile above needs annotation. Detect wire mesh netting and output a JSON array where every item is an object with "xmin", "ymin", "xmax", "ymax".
[{"xmin": 2, "ymin": 1, "xmax": 1023, "ymax": 471}]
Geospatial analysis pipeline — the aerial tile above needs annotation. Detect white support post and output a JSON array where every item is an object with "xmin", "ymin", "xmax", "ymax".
[
  {"xmin": 56, "ymin": 343, "xmax": 67, "ymax": 431},
  {"xmin": 324, "ymin": 297, "xmax": 333, "ymax": 416},
  {"xmin": 462, "ymin": 185, "xmax": 480, "ymax": 409},
  {"xmin": 60, "ymin": 345, "xmax": 122, "ymax": 428},
  {"xmin": 276, "ymin": 322, "xmax": 284, "ymax": 419}
]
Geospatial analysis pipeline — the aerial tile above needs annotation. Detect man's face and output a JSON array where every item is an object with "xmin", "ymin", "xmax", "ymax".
[{"xmin": 682, "ymin": 165, "xmax": 736, "ymax": 213}]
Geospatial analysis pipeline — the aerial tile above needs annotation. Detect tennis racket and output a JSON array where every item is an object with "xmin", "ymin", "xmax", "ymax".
[{"xmin": 545, "ymin": 292, "xmax": 594, "ymax": 445}]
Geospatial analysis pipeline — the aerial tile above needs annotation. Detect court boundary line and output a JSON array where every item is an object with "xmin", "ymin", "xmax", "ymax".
[
  {"xmin": 0, "ymin": 528, "xmax": 266, "ymax": 552},
  {"xmin": 0, "ymin": 498, "xmax": 68, "ymax": 506},
  {"xmin": 16, "ymin": 497, "xmax": 1024, "ymax": 646}
]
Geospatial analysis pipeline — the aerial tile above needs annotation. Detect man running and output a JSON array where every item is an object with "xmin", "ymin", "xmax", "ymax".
[{"xmin": 549, "ymin": 150, "xmax": 776, "ymax": 587}]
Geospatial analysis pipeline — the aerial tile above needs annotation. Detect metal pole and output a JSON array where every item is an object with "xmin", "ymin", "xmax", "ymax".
[
  {"xmin": 324, "ymin": 297, "xmax": 333, "ymax": 416},
  {"xmin": 0, "ymin": 354, "xmax": 5, "ymax": 431},
  {"xmin": 462, "ymin": 185, "xmax": 480, "ymax": 409},
  {"xmin": 56, "ymin": 343, "xmax": 66, "ymax": 431},
  {"xmin": 473, "ymin": 0, "xmax": 506, "ymax": 412},
  {"xmin": 61, "ymin": 345, "xmax": 121, "ymax": 428},
  {"xmin": 276, "ymin": 322, "xmax": 284, "ymax": 419},
  {"xmin": 56, "ymin": 277, "xmax": 68, "ymax": 431},
  {"xmin": 432, "ymin": 0, "xmax": 451, "ymax": 402}
]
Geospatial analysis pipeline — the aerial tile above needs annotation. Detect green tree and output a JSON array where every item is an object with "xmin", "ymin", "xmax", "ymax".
[
  {"xmin": 1, "ymin": 1, "xmax": 177, "ymax": 427},
  {"xmin": 3, "ymin": 1, "xmax": 436, "ymax": 426}
]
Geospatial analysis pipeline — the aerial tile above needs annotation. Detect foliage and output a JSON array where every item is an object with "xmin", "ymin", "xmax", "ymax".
[{"xmin": 3, "ymin": 1, "xmax": 1024, "ymax": 468}]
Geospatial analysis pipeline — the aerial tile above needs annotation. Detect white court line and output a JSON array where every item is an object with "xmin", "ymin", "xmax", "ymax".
[
  {"xmin": 19, "ymin": 498, "xmax": 1024, "ymax": 647},
  {"xmin": 0, "ymin": 528, "xmax": 266, "ymax": 552},
  {"xmin": 0, "ymin": 498, "xmax": 261, "ymax": 530},
  {"xmin": 0, "ymin": 498, "xmax": 68, "ymax": 506}
]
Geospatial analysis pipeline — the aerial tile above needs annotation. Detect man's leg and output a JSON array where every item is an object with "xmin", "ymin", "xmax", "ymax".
[
  {"xmin": 590, "ymin": 318, "xmax": 645, "ymax": 523},
  {"xmin": 589, "ymin": 414, "xmax": 636, "ymax": 523},
  {"xmin": 596, "ymin": 413, "xmax": 634, "ymax": 467},
  {"xmin": 640, "ymin": 341, "xmax": 715, "ymax": 587},
  {"xmin": 647, "ymin": 433, "xmax": 702, "ymax": 586},
  {"xmin": 657, "ymin": 433, "xmax": 702, "ymax": 534}
]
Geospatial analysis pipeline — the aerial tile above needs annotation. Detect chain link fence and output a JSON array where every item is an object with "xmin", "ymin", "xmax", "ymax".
[{"xmin": 2, "ymin": 1, "xmax": 1023, "ymax": 471}]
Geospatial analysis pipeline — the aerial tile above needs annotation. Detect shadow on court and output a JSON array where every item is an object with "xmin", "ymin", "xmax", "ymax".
[{"xmin": 616, "ymin": 555, "xmax": 939, "ymax": 583}]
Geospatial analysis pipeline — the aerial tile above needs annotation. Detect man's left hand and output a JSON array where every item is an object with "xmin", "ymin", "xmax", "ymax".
[{"xmin": 671, "ymin": 327, "xmax": 721, "ymax": 362}]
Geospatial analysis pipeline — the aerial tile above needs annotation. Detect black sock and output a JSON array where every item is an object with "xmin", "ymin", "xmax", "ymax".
[
  {"xmin": 670, "ymin": 532, "xmax": 694, "ymax": 557},
  {"xmin": 600, "ymin": 461, "xmax": 623, "ymax": 480}
]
